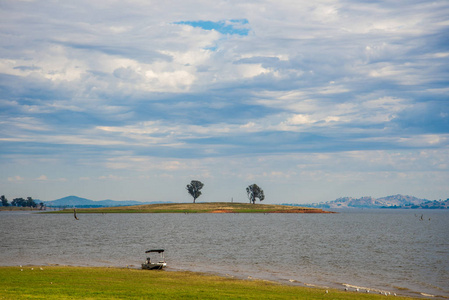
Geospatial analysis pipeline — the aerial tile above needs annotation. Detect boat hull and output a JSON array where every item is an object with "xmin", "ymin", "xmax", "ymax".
[{"xmin": 141, "ymin": 262, "xmax": 166, "ymax": 270}]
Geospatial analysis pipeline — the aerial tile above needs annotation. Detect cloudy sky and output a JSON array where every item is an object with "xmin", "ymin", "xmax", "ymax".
[{"xmin": 1, "ymin": 0, "xmax": 448, "ymax": 204}]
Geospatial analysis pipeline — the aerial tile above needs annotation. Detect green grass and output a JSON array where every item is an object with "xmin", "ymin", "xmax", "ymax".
[
  {"xmin": 0, "ymin": 266, "xmax": 414, "ymax": 299},
  {"xmin": 48, "ymin": 202, "xmax": 332, "ymax": 214}
]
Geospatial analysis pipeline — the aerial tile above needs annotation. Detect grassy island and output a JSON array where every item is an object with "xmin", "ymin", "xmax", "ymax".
[
  {"xmin": 51, "ymin": 202, "xmax": 334, "ymax": 214},
  {"xmin": 0, "ymin": 266, "xmax": 413, "ymax": 299}
]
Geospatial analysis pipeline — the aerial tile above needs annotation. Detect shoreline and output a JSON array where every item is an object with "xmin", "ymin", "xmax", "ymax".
[
  {"xmin": 166, "ymin": 264, "xmax": 436, "ymax": 299},
  {"xmin": 0, "ymin": 264, "xmax": 418, "ymax": 299},
  {"xmin": 3, "ymin": 262, "xmax": 435, "ymax": 299}
]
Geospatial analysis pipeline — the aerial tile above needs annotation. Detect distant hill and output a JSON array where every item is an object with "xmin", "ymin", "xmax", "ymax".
[
  {"xmin": 398, "ymin": 198, "xmax": 449, "ymax": 209},
  {"xmin": 286, "ymin": 194, "xmax": 444, "ymax": 209},
  {"xmin": 44, "ymin": 195, "xmax": 171, "ymax": 208}
]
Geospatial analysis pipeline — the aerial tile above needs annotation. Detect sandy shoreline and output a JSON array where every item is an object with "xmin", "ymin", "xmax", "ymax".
[{"xmin": 166, "ymin": 265, "xmax": 422, "ymax": 298}]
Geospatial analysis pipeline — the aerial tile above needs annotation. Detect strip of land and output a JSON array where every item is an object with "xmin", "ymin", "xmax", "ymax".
[
  {"xmin": 48, "ymin": 202, "xmax": 334, "ymax": 214},
  {"xmin": 0, "ymin": 266, "xmax": 413, "ymax": 299},
  {"xmin": 0, "ymin": 206, "xmax": 42, "ymax": 211}
]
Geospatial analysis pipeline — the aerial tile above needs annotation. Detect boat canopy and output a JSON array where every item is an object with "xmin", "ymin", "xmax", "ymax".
[{"xmin": 145, "ymin": 249, "xmax": 164, "ymax": 253}]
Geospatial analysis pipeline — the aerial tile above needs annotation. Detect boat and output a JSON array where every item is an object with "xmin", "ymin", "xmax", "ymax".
[{"xmin": 141, "ymin": 249, "xmax": 166, "ymax": 270}]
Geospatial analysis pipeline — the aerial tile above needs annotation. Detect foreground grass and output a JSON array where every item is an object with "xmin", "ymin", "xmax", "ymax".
[
  {"xmin": 0, "ymin": 266, "xmax": 414, "ymax": 299},
  {"xmin": 50, "ymin": 202, "xmax": 332, "ymax": 214}
]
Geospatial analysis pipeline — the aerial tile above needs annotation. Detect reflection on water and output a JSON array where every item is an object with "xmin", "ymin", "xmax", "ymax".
[{"xmin": 1, "ymin": 209, "xmax": 448, "ymax": 298}]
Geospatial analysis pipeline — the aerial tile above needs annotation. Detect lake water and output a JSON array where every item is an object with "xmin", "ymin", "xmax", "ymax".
[{"xmin": 1, "ymin": 209, "xmax": 448, "ymax": 298}]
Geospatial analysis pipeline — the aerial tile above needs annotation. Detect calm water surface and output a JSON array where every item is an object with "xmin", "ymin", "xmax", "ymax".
[{"xmin": 1, "ymin": 209, "xmax": 448, "ymax": 298}]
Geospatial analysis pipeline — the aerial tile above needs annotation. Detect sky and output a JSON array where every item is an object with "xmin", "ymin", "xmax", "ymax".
[{"xmin": 1, "ymin": 0, "xmax": 448, "ymax": 204}]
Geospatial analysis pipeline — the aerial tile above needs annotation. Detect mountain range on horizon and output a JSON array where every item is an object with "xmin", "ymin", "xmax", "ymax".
[
  {"xmin": 294, "ymin": 194, "xmax": 449, "ymax": 209},
  {"xmin": 43, "ymin": 195, "xmax": 171, "ymax": 207}
]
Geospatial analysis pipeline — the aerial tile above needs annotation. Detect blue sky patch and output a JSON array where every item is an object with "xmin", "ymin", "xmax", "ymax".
[{"xmin": 175, "ymin": 19, "xmax": 250, "ymax": 36}]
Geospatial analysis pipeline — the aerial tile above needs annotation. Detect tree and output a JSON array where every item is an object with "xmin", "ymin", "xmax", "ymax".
[
  {"xmin": 246, "ymin": 184, "xmax": 265, "ymax": 204},
  {"xmin": 12, "ymin": 197, "xmax": 25, "ymax": 207},
  {"xmin": 26, "ymin": 197, "xmax": 37, "ymax": 208},
  {"xmin": 11, "ymin": 197, "xmax": 36, "ymax": 207},
  {"xmin": 1, "ymin": 195, "xmax": 9, "ymax": 207},
  {"xmin": 186, "ymin": 180, "xmax": 204, "ymax": 203}
]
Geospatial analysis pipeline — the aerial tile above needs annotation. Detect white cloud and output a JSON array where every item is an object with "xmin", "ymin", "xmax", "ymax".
[
  {"xmin": 8, "ymin": 176, "xmax": 24, "ymax": 182},
  {"xmin": 397, "ymin": 134, "xmax": 449, "ymax": 147},
  {"xmin": 105, "ymin": 156, "xmax": 188, "ymax": 172},
  {"xmin": 35, "ymin": 175, "xmax": 48, "ymax": 181},
  {"xmin": 285, "ymin": 114, "xmax": 315, "ymax": 125},
  {"xmin": 98, "ymin": 174, "xmax": 125, "ymax": 181}
]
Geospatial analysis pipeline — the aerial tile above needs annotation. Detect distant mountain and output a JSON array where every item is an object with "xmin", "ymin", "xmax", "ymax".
[
  {"xmin": 46, "ymin": 196, "xmax": 97, "ymax": 206},
  {"xmin": 44, "ymin": 195, "xmax": 171, "ymax": 208},
  {"xmin": 288, "ymin": 194, "xmax": 434, "ymax": 209},
  {"xmin": 377, "ymin": 194, "xmax": 428, "ymax": 207},
  {"xmin": 398, "ymin": 198, "xmax": 449, "ymax": 209}
]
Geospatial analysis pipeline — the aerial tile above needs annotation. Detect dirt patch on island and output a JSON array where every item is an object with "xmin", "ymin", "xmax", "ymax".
[
  {"xmin": 267, "ymin": 209, "xmax": 335, "ymax": 213},
  {"xmin": 209, "ymin": 209, "xmax": 334, "ymax": 213}
]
